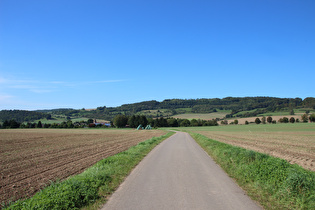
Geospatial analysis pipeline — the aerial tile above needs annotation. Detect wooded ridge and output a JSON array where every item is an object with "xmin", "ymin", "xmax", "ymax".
[{"xmin": 1, "ymin": 97, "xmax": 314, "ymax": 122}]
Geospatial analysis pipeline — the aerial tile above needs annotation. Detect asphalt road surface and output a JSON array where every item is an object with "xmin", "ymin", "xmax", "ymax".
[{"xmin": 102, "ymin": 132, "xmax": 262, "ymax": 210}]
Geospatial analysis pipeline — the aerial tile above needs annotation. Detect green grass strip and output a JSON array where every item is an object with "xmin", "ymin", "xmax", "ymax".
[
  {"xmin": 190, "ymin": 132, "xmax": 315, "ymax": 210},
  {"xmin": 4, "ymin": 132, "xmax": 174, "ymax": 210}
]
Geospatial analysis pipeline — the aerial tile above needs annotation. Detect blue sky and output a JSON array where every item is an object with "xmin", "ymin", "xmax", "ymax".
[{"xmin": 0, "ymin": 0, "xmax": 314, "ymax": 110}]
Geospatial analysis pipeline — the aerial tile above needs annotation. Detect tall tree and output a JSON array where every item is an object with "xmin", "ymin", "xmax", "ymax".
[
  {"xmin": 139, "ymin": 115, "xmax": 148, "ymax": 127},
  {"xmin": 261, "ymin": 116, "xmax": 266, "ymax": 124},
  {"xmin": 2, "ymin": 120, "xmax": 9, "ymax": 128},
  {"xmin": 128, "ymin": 115, "xmax": 136, "ymax": 128},
  {"xmin": 301, "ymin": 114, "xmax": 309, "ymax": 123},
  {"xmin": 180, "ymin": 119, "xmax": 190, "ymax": 127},
  {"xmin": 167, "ymin": 118, "xmax": 178, "ymax": 127},
  {"xmin": 37, "ymin": 121, "xmax": 42, "ymax": 128},
  {"xmin": 113, "ymin": 115, "xmax": 128, "ymax": 128},
  {"xmin": 190, "ymin": 119, "xmax": 199, "ymax": 126}
]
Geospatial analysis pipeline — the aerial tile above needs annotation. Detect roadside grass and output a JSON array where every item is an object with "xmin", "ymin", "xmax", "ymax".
[
  {"xmin": 190, "ymin": 132, "xmax": 315, "ymax": 209},
  {"xmin": 3, "ymin": 132, "xmax": 174, "ymax": 210}
]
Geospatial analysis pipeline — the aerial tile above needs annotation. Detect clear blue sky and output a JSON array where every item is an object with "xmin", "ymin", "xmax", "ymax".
[{"xmin": 0, "ymin": 0, "xmax": 314, "ymax": 110}]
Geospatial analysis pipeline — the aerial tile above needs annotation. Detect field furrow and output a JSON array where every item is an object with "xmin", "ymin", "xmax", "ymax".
[
  {"xmin": 195, "ymin": 125, "xmax": 315, "ymax": 171},
  {"xmin": 0, "ymin": 129, "xmax": 167, "ymax": 205}
]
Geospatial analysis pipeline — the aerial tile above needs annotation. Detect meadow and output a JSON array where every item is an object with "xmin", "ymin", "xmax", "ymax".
[{"xmin": 0, "ymin": 129, "xmax": 168, "ymax": 206}]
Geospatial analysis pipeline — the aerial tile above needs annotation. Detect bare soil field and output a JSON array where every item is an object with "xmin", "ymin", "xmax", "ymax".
[
  {"xmin": 173, "ymin": 112, "xmax": 228, "ymax": 120},
  {"xmin": 191, "ymin": 124, "xmax": 315, "ymax": 172},
  {"xmin": 0, "ymin": 129, "xmax": 167, "ymax": 205}
]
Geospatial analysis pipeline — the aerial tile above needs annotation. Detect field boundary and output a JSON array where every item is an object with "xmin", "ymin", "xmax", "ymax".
[
  {"xmin": 3, "ymin": 132, "xmax": 174, "ymax": 209},
  {"xmin": 190, "ymin": 132, "xmax": 315, "ymax": 209}
]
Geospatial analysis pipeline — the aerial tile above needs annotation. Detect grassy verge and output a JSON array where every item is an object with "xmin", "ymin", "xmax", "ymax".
[
  {"xmin": 4, "ymin": 132, "xmax": 174, "ymax": 210},
  {"xmin": 190, "ymin": 133, "xmax": 315, "ymax": 209}
]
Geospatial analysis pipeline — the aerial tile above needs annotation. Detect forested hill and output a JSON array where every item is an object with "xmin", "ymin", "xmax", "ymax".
[
  {"xmin": 1, "ymin": 97, "xmax": 315, "ymax": 122},
  {"xmin": 0, "ymin": 110, "xmax": 52, "ymax": 122},
  {"xmin": 117, "ymin": 97, "xmax": 311, "ymax": 112},
  {"xmin": 91, "ymin": 97, "xmax": 314, "ymax": 119}
]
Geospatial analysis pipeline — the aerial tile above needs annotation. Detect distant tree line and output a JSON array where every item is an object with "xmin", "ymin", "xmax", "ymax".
[
  {"xmin": 251, "ymin": 114, "xmax": 315, "ymax": 124},
  {"xmin": 113, "ymin": 114, "xmax": 218, "ymax": 128},
  {"xmin": 2, "ymin": 113, "xmax": 315, "ymax": 129},
  {"xmin": 0, "ymin": 119, "xmax": 109, "ymax": 129},
  {"xmin": 219, "ymin": 113, "xmax": 315, "ymax": 125},
  {"xmin": 0, "ymin": 110, "xmax": 51, "ymax": 122}
]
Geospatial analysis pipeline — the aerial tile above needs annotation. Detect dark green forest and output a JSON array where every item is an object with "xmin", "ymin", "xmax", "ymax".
[
  {"xmin": 0, "ymin": 110, "xmax": 52, "ymax": 122},
  {"xmin": 1, "ymin": 97, "xmax": 315, "ymax": 123}
]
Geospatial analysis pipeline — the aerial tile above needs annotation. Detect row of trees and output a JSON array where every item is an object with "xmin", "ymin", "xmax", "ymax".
[
  {"xmin": 113, "ymin": 114, "xmax": 218, "ymax": 128},
  {"xmin": 253, "ymin": 114, "xmax": 315, "ymax": 124},
  {"xmin": 1, "ymin": 115, "xmax": 219, "ymax": 129},
  {"xmin": 2, "ymin": 114, "xmax": 314, "ymax": 129},
  {"xmin": 0, "ymin": 119, "xmax": 109, "ymax": 129},
  {"xmin": 220, "ymin": 114, "xmax": 315, "ymax": 125}
]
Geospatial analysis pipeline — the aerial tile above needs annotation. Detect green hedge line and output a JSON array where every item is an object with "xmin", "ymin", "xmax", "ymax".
[
  {"xmin": 4, "ymin": 132, "xmax": 174, "ymax": 210},
  {"xmin": 191, "ymin": 133, "xmax": 315, "ymax": 209}
]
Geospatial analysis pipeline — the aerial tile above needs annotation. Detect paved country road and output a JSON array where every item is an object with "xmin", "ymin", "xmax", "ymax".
[{"xmin": 102, "ymin": 132, "xmax": 262, "ymax": 210}]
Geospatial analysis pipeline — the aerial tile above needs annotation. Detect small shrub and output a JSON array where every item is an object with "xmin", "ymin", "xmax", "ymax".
[{"xmin": 255, "ymin": 118, "xmax": 261, "ymax": 124}]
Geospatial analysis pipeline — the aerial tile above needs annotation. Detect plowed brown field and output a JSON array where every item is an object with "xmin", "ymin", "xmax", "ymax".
[
  {"xmin": 192, "ymin": 124, "xmax": 315, "ymax": 172},
  {"xmin": 0, "ymin": 129, "xmax": 167, "ymax": 205}
]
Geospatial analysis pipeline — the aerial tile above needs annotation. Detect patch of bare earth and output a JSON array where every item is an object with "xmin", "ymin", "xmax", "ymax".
[
  {"xmin": 0, "ymin": 129, "xmax": 167, "ymax": 205},
  {"xmin": 197, "ymin": 130, "xmax": 315, "ymax": 172}
]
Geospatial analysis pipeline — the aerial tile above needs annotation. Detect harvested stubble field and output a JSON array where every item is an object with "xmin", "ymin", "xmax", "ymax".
[
  {"xmin": 182, "ymin": 123, "xmax": 315, "ymax": 172},
  {"xmin": 0, "ymin": 129, "xmax": 167, "ymax": 205}
]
